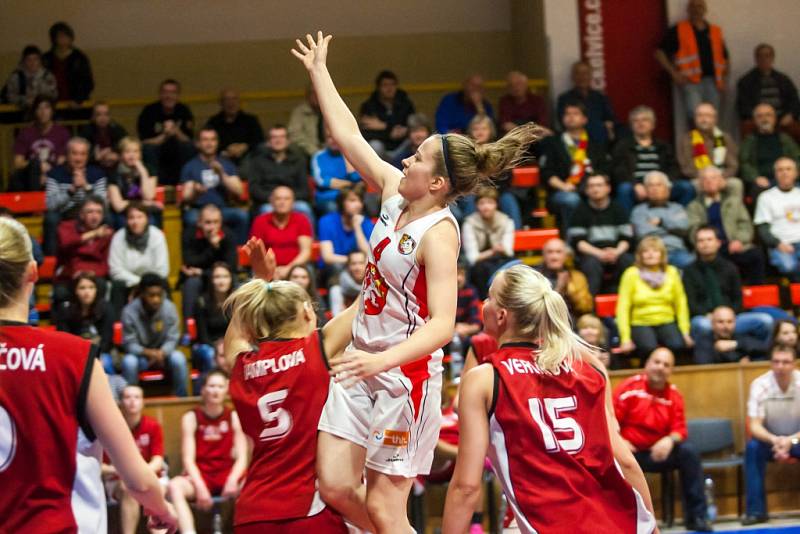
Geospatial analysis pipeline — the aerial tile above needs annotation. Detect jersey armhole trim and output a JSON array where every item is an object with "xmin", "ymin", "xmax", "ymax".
[
  {"xmin": 588, "ymin": 362, "xmax": 607, "ymax": 383},
  {"xmin": 77, "ymin": 344, "xmax": 98, "ymax": 442},
  {"xmin": 317, "ymin": 328, "xmax": 331, "ymax": 370},
  {"xmin": 488, "ymin": 366, "xmax": 500, "ymax": 419}
]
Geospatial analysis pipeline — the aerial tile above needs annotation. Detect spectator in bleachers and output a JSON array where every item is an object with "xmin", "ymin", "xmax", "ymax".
[
  {"xmin": 569, "ymin": 173, "xmax": 634, "ymax": 295},
  {"xmin": 498, "ymin": 70, "xmax": 550, "ymax": 134},
  {"xmin": 358, "ymin": 70, "xmax": 416, "ymax": 160},
  {"xmin": 121, "ymin": 273, "xmax": 187, "ymax": 396},
  {"xmin": 137, "ymin": 78, "xmax": 195, "ymax": 185},
  {"xmin": 181, "ymin": 127, "xmax": 248, "ymax": 244},
  {"xmin": 541, "ymin": 102, "xmax": 610, "ymax": 229},
  {"xmin": 534, "ymin": 238, "xmax": 593, "ymax": 318},
  {"xmin": 102, "ymin": 385, "xmax": 165, "ymax": 534},
  {"xmin": 318, "ymin": 183, "xmax": 372, "ymax": 280},
  {"xmin": 169, "ymin": 371, "xmax": 248, "ymax": 533},
  {"xmin": 2, "ymin": 45, "xmax": 57, "ymax": 110},
  {"xmin": 205, "ymin": 88, "xmax": 264, "ymax": 165},
  {"xmin": 737, "ymin": 44, "xmax": 800, "ymax": 143},
  {"xmin": 391, "ymin": 113, "xmax": 432, "ymax": 169},
  {"xmin": 613, "ymin": 347, "xmax": 711, "ymax": 532},
  {"xmin": 108, "ymin": 137, "xmax": 161, "ymax": 228},
  {"xmin": 10, "ymin": 95, "xmax": 69, "ymax": 192},
  {"xmin": 180, "ymin": 203, "xmax": 237, "ymax": 321},
  {"xmin": 684, "ymin": 225, "xmax": 772, "ymax": 352},
  {"xmin": 655, "ymin": 0, "xmax": 727, "ymax": 121},
  {"xmin": 192, "ymin": 262, "xmax": 234, "ymax": 388},
  {"xmin": 753, "ymin": 157, "xmax": 800, "ymax": 280},
  {"xmin": 631, "ymin": 171, "xmax": 694, "ymax": 269},
  {"xmin": 612, "ymin": 105, "xmax": 688, "ymax": 213},
  {"xmin": 54, "ymin": 272, "xmax": 114, "ymax": 374},
  {"xmin": 687, "ymin": 167, "xmax": 765, "ymax": 284},
  {"xmin": 241, "ymin": 124, "xmax": 313, "ymax": 222},
  {"xmin": 54, "ymin": 195, "xmax": 112, "ymax": 303},
  {"xmin": 311, "ymin": 128, "xmax": 362, "ymax": 215},
  {"xmin": 677, "ymin": 103, "xmax": 743, "ymax": 198},
  {"xmin": 740, "ymin": 103, "xmax": 800, "ymax": 198},
  {"xmin": 78, "ymin": 101, "xmax": 127, "ymax": 173},
  {"xmin": 42, "ymin": 21, "xmax": 94, "ymax": 105},
  {"xmin": 329, "ymin": 250, "xmax": 366, "ymax": 316},
  {"xmin": 249, "ymin": 185, "xmax": 312, "ymax": 280},
  {"xmin": 461, "ymin": 186, "xmax": 514, "ymax": 297},
  {"xmin": 771, "ymin": 320, "xmax": 798, "ymax": 352},
  {"xmin": 694, "ymin": 305, "xmax": 770, "ymax": 364},
  {"xmin": 44, "ymin": 136, "xmax": 107, "ymax": 255},
  {"xmin": 435, "ymin": 74, "xmax": 494, "ymax": 134},
  {"xmin": 576, "ymin": 314, "xmax": 611, "ymax": 368},
  {"xmin": 287, "ymin": 264, "xmax": 328, "ymax": 323},
  {"xmin": 109, "ymin": 203, "xmax": 169, "ymax": 312},
  {"xmin": 617, "ymin": 236, "xmax": 692, "ymax": 359},
  {"xmin": 288, "ymin": 84, "xmax": 324, "ymax": 159},
  {"xmin": 556, "ymin": 61, "xmax": 617, "ymax": 144},
  {"xmin": 743, "ymin": 346, "xmax": 800, "ymax": 525}
]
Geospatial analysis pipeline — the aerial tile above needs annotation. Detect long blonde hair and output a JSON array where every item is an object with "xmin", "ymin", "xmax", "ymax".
[
  {"xmin": 223, "ymin": 279, "xmax": 311, "ymax": 340},
  {"xmin": 0, "ymin": 218, "xmax": 33, "ymax": 308},
  {"xmin": 494, "ymin": 265, "xmax": 592, "ymax": 373},
  {"xmin": 438, "ymin": 122, "xmax": 543, "ymax": 202}
]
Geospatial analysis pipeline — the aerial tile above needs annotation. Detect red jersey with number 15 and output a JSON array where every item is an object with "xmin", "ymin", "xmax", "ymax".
[
  {"xmin": 488, "ymin": 343, "xmax": 655, "ymax": 534},
  {"xmin": 229, "ymin": 330, "xmax": 331, "ymax": 526}
]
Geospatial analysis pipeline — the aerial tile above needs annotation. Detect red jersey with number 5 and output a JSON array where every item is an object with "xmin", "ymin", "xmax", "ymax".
[
  {"xmin": 488, "ymin": 343, "xmax": 655, "ymax": 534},
  {"xmin": 229, "ymin": 330, "xmax": 331, "ymax": 526}
]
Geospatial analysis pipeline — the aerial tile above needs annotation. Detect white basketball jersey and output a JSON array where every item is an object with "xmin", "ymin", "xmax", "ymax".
[{"xmin": 352, "ymin": 194, "xmax": 460, "ymax": 358}]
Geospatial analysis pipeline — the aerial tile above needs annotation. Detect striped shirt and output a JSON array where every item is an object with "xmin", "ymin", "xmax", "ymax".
[
  {"xmin": 45, "ymin": 164, "xmax": 107, "ymax": 215},
  {"xmin": 747, "ymin": 370, "xmax": 800, "ymax": 436}
]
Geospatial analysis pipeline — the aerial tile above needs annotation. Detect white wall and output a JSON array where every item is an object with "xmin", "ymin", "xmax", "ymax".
[{"xmin": 542, "ymin": 0, "xmax": 580, "ymax": 102}]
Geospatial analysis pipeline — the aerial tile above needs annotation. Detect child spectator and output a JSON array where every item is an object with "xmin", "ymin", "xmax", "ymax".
[
  {"xmin": 576, "ymin": 314, "xmax": 611, "ymax": 368},
  {"xmin": 461, "ymin": 186, "xmax": 514, "ymax": 297},
  {"xmin": 107, "ymin": 137, "xmax": 161, "ymax": 228}
]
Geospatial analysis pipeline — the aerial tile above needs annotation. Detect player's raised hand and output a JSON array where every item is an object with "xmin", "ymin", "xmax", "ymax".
[
  {"xmin": 329, "ymin": 349, "xmax": 385, "ymax": 387},
  {"xmin": 243, "ymin": 237, "xmax": 276, "ymax": 281},
  {"xmin": 291, "ymin": 30, "xmax": 333, "ymax": 71}
]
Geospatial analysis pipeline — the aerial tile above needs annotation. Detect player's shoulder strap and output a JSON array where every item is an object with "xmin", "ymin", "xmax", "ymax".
[
  {"xmin": 314, "ymin": 328, "xmax": 331, "ymax": 371},
  {"xmin": 488, "ymin": 366, "xmax": 500, "ymax": 419}
]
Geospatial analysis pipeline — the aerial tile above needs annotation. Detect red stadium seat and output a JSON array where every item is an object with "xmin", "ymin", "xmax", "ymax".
[
  {"xmin": 311, "ymin": 241, "xmax": 321, "ymax": 262},
  {"xmin": 0, "ymin": 191, "xmax": 47, "ymax": 214},
  {"xmin": 154, "ymin": 186, "xmax": 166, "ymax": 204},
  {"xmin": 176, "ymin": 184, "xmax": 185, "ymax": 204},
  {"xmin": 511, "ymin": 167, "xmax": 540, "ymax": 188},
  {"xmin": 791, "ymin": 283, "xmax": 800, "ymax": 306},
  {"xmin": 595, "ymin": 294, "xmax": 618, "ymax": 319},
  {"xmin": 38, "ymin": 256, "xmax": 56, "ymax": 281},
  {"xmin": 741, "ymin": 285, "xmax": 780, "ymax": 310},
  {"xmin": 139, "ymin": 370, "xmax": 166, "ymax": 382},
  {"xmin": 513, "ymin": 229, "xmax": 559, "ymax": 253},
  {"xmin": 113, "ymin": 322, "xmax": 123, "ymax": 346},
  {"xmin": 186, "ymin": 318, "xmax": 197, "ymax": 341}
]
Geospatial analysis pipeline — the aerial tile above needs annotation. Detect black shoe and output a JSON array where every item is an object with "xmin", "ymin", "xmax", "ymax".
[
  {"xmin": 741, "ymin": 515, "xmax": 768, "ymax": 526},
  {"xmin": 686, "ymin": 519, "xmax": 714, "ymax": 532}
]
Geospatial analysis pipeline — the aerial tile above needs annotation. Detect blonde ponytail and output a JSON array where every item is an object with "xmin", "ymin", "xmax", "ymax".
[
  {"xmin": 0, "ymin": 217, "xmax": 33, "ymax": 308},
  {"xmin": 223, "ymin": 279, "xmax": 310, "ymax": 341}
]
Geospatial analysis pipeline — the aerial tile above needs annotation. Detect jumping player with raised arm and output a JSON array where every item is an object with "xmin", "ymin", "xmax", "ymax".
[
  {"xmin": 443, "ymin": 265, "xmax": 658, "ymax": 534},
  {"xmin": 0, "ymin": 217, "xmax": 177, "ymax": 533},
  {"xmin": 292, "ymin": 31, "xmax": 541, "ymax": 533}
]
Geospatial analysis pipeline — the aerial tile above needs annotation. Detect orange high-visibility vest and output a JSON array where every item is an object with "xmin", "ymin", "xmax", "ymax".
[{"xmin": 674, "ymin": 20, "xmax": 727, "ymax": 89}]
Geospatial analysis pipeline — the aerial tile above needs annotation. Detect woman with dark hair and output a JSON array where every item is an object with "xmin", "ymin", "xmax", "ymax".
[
  {"xmin": 317, "ymin": 183, "xmax": 373, "ymax": 281},
  {"xmin": 770, "ymin": 319, "xmax": 799, "ymax": 352},
  {"xmin": 10, "ymin": 95, "xmax": 70, "ymax": 191},
  {"xmin": 191, "ymin": 262, "xmax": 235, "ymax": 390},
  {"xmin": 2, "ymin": 44, "xmax": 57, "ymax": 110},
  {"xmin": 42, "ymin": 21, "xmax": 94, "ymax": 105},
  {"xmin": 54, "ymin": 272, "xmax": 115, "ymax": 375},
  {"xmin": 287, "ymin": 263, "xmax": 328, "ymax": 325}
]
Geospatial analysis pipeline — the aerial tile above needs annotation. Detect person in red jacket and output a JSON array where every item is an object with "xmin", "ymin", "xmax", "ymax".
[{"xmin": 613, "ymin": 347, "xmax": 711, "ymax": 531}]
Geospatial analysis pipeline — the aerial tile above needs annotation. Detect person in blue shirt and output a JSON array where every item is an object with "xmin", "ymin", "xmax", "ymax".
[
  {"xmin": 556, "ymin": 61, "xmax": 617, "ymax": 145},
  {"xmin": 180, "ymin": 127, "xmax": 248, "ymax": 244},
  {"xmin": 311, "ymin": 129, "xmax": 362, "ymax": 214},
  {"xmin": 317, "ymin": 183, "xmax": 374, "ymax": 283},
  {"xmin": 435, "ymin": 74, "xmax": 494, "ymax": 134}
]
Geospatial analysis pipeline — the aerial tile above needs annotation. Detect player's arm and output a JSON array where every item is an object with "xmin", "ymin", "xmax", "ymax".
[
  {"xmin": 180, "ymin": 411, "xmax": 211, "ymax": 499},
  {"xmin": 223, "ymin": 411, "xmax": 249, "ymax": 498},
  {"xmin": 322, "ymin": 296, "xmax": 359, "ymax": 356},
  {"xmin": 292, "ymin": 31, "xmax": 402, "ymax": 201},
  {"xmin": 442, "ymin": 364, "xmax": 493, "ymax": 534},
  {"xmin": 85, "ymin": 360, "xmax": 177, "ymax": 530}
]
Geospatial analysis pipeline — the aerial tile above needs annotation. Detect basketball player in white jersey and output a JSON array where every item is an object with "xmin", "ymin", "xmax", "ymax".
[{"xmin": 292, "ymin": 32, "xmax": 541, "ymax": 532}]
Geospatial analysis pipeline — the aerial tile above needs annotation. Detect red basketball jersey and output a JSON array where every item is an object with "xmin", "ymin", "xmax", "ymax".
[
  {"xmin": 229, "ymin": 330, "xmax": 332, "ymax": 526},
  {"xmin": 193, "ymin": 406, "xmax": 235, "ymax": 492},
  {"xmin": 0, "ymin": 322, "xmax": 100, "ymax": 532},
  {"xmin": 488, "ymin": 343, "xmax": 655, "ymax": 534},
  {"xmin": 133, "ymin": 415, "xmax": 164, "ymax": 462},
  {"xmin": 470, "ymin": 332, "xmax": 498, "ymax": 364}
]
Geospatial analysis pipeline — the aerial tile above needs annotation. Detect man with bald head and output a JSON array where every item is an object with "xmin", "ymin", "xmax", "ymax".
[
  {"xmin": 498, "ymin": 70, "xmax": 549, "ymax": 134},
  {"xmin": 205, "ymin": 88, "xmax": 264, "ymax": 164},
  {"xmin": 613, "ymin": 347, "xmax": 712, "ymax": 531},
  {"xmin": 435, "ymin": 73, "xmax": 494, "ymax": 134},
  {"xmin": 534, "ymin": 238, "xmax": 593, "ymax": 317},
  {"xmin": 740, "ymin": 103, "xmax": 800, "ymax": 197},
  {"xmin": 693, "ymin": 306, "xmax": 770, "ymax": 364}
]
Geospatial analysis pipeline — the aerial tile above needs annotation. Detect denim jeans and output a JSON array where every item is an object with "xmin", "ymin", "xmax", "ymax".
[
  {"xmin": 550, "ymin": 190, "xmax": 582, "ymax": 228},
  {"xmin": 667, "ymin": 248, "xmax": 696, "ymax": 270},
  {"xmin": 121, "ymin": 350, "xmax": 188, "ymax": 397},
  {"xmin": 768, "ymin": 243, "xmax": 800, "ymax": 278},
  {"xmin": 100, "ymin": 352, "xmax": 116, "ymax": 375},
  {"xmin": 191, "ymin": 343, "xmax": 217, "ymax": 394},
  {"xmin": 745, "ymin": 438, "xmax": 800, "ymax": 517},
  {"xmin": 184, "ymin": 206, "xmax": 250, "ymax": 245},
  {"xmin": 682, "ymin": 76, "xmax": 721, "ymax": 121}
]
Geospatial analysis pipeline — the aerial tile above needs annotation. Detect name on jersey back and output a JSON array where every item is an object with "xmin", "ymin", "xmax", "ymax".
[
  {"xmin": 244, "ymin": 348, "xmax": 306, "ymax": 380},
  {"xmin": 0, "ymin": 343, "xmax": 46, "ymax": 372},
  {"xmin": 500, "ymin": 358, "xmax": 572, "ymax": 376}
]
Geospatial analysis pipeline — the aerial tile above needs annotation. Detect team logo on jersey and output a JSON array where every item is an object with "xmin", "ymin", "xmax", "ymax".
[
  {"xmin": 397, "ymin": 234, "xmax": 416, "ymax": 255},
  {"xmin": 364, "ymin": 237, "xmax": 391, "ymax": 315}
]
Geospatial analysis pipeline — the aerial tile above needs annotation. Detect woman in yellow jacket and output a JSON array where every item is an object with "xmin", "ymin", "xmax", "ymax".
[{"xmin": 617, "ymin": 236, "xmax": 693, "ymax": 360}]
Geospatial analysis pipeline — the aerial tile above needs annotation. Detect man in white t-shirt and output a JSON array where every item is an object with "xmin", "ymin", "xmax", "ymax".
[
  {"xmin": 742, "ymin": 346, "xmax": 800, "ymax": 525},
  {"xmin": 753, "ymin": 157, "xmax": 800, "ymax": 277}
]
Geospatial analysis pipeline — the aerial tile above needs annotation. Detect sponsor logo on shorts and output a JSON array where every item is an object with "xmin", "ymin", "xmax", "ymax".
[
  {"xmin": 386, "ymin": 452, "xmax": 403, "ymax": 463},
  {"xmin": 379, "ymin": 429, "xmax": 409, "ymax": 447}
]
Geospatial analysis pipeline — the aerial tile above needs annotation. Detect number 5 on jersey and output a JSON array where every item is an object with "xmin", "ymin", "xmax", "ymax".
[
  {"xmin": 528, "ymin": 396, "xmax": 584, "ymax": 454},
  {"xmin": 257, "ymin": 389, "xmax": 292, "ymax": 441}
]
